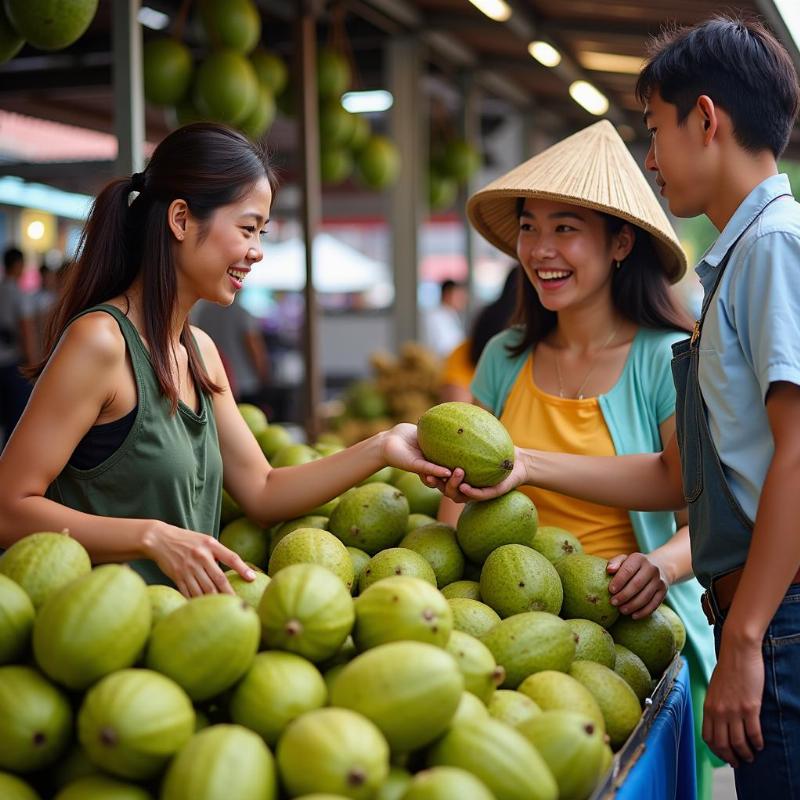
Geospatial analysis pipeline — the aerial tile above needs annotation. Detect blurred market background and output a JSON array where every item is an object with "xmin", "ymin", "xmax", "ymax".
[{"xmin": 1, "ymin": 0, "xmax": 799, "ymax": 450}]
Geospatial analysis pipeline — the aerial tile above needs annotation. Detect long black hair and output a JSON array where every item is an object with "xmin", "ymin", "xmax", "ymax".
[
  {"xmin": 506, "ymin": 198, "xmax": 693, "ymax": 358},
  {"xmin": 468, "ymin": 266, "xmax": 519, "ymax": 366},
  {"xmin": 32, "ymin": 123, "xmax": 278, "ymax": 411}
]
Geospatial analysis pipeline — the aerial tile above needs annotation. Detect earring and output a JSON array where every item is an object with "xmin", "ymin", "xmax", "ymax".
[{"xmin": 615, "ymin": 260, "xmax": 622, "ymax": 270}]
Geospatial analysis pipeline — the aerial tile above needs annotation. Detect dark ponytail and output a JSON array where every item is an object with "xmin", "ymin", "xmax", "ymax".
[{"xmin": 31, "ymin": 123, "xmax": 278, "ymax": 411}]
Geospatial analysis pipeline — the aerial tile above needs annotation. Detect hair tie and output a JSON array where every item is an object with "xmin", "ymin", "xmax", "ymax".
[{"xmin": 130, "ymin": 171, "xmax": 146, "ymax": 192}]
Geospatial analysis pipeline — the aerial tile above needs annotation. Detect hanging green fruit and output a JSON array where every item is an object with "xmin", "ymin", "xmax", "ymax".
[
  {"xmin": 321, "ymin": 147, "xmax": 354, "ymax": 185},
  {"xmin": 349, "ymin": 113, "xmax": 371, "ymax": 153},
  {"xmin": 250, "ymin": 49, "xmax": 288, "ymax": 96},
  {"xmin": 5, "ymin": 0, "xmax": 98, "ymax": 51},
  {"xmin": 240, "ymin": 84, "xmax": 277, "ymax": 140},
  {"xmin": 175, "ymin": 99, "xmax": 209, "ymax": 127},
  {"xmin": 193, "ymin": 50, "xmax": 259, "ymax": 125},
  {"xmin": 429, "ymin": 170, "xmax": 458, "ymax": 212},
  {"xmin": 199, "ymin": 0, "xmax": 261, "ymax": 55},
  {"xmin": 143, "ymin": 39, "xmax": 193, "ymax": 107},
  {"xmin": 319, "ymin": 101, "xmax": 355, "ymax": 147},
  {"xmin": 317, "ymin": 48, "xmax": 351, "ymax": 99},
  {"xmin": 356, "ymin": 136, "xmax": 401, "ymax": 190},
  {"xmin": 0, "ymin": 5, "xmax": 24, "ymax": 63},
  {"xmin": 441, "ymin": 138, "xmax": 481, "ymax": 184},
  {"xmin": 276, "ymin": 81, "xmax": 297, "ymax": 118}
]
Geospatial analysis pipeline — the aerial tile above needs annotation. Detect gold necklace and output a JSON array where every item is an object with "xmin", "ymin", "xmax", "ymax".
[{"xmin": 553, "ymin": 326, "xmax": 619, "ymax": 400}]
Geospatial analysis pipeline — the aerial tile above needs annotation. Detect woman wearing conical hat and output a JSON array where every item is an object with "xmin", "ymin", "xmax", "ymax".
[{"xmin": 436, "ymin": 120, "xmax": 718, "ymax": 797}]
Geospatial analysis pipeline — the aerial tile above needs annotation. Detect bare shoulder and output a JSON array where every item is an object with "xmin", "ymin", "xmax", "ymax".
[{"xmin": 53, "ymin": 311, "xmax": 126, "ymax": 369}]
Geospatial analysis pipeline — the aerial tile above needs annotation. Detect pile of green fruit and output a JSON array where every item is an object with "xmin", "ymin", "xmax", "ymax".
[{"xmin": 0, "ymin": 401, "xmax": 685, "ymax": 800}]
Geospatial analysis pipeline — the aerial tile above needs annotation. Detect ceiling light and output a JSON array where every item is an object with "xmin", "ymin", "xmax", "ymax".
[
  {"xmin": 773, "ymin": 0, "xmax": 800, "ymax": 57},
  {"xmin": 578, "ymin": 51, "xmax": 644, "ymax": 75},
  {"xmin": 569, "ymin": 81, "xmax": 609, "ymax": 116},
  {"xmin": 467, "ymin": 0, "xmax": 512, "ymax": 23},
  {"xmin": 528, "ymin": 41, "xmax": 562, "ymax": 67},
  {"xmin": 342, "ymin": 90, "xmax": 394, "ymax": 114},
  {"xmin": 138, "ymin": 7, "xmax": 170, "ymax": 31}
]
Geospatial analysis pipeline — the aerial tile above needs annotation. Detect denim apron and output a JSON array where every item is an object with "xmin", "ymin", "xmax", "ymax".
[{"xmin": 671, "ymin": 195, "xmax": 800, "ymax": 797}]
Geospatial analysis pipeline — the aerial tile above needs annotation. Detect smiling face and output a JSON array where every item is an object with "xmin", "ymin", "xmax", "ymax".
[
  {"xmin": 515, "ymin": 197, "xmax": 633, "ymax": 315},
  {"xmin": 643, "ymin": 91, "xmax": 715, "ymax": 218},
  {"xmin": 173, "ymin": 176, "xmax": 273, "ymax": 306}
]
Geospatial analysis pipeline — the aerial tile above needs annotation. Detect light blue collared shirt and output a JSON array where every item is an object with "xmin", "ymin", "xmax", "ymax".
[{"xmin": 696, "ymin": 174, "xmax": 800, "ymax": 541}]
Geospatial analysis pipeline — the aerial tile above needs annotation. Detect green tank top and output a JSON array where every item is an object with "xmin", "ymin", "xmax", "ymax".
[{"xmin": 46, "ymin": 304, "xmax": 223, "ymax": 586}]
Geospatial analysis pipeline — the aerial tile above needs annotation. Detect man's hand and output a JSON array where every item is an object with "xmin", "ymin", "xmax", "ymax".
[
  {"xmin": 607, "ymin": 552, "xmax": 669, "ymax": 618},
  {"xmin": 702, "ymin": 635, "xmax": 765, "ymax": 767}
]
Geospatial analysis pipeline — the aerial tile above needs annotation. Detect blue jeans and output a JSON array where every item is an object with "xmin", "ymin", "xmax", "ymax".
[{"xmin": 714, "ymin": 584, "xmax": 800, "ymax": 799}]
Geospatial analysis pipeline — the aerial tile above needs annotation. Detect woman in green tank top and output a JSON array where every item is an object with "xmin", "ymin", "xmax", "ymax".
[{"xmin": 0, "ymin": 124, "xmax": 450, "ymax": 596}]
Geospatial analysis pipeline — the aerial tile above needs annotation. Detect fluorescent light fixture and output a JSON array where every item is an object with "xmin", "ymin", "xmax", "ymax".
[
  {"xmin": 138, "ymin": 6, "xmax": 170, "ymax": 30},
  {"xmin": 773, "ymin": 0, "xmax": 800, "ymax": 55},
  {"xmin": 569, "ymin": 80, "xmax": 609, "ymax": 116},
  {"xmin": 467, "ymin": 0, "xmax": 511, "ymax": 22},
  {"xmin": 528, "ymin": 41, "xmax": 561, "ymax": 67},
  {"xmin": 0, "ymin": 177, "xmax": 92, "ymax": 220},
  {"xmin": 342, "ymin": 90, "xmax": 394, "ymax": 114},
  {"xmin": 578, "ymin": 51, "xmax": 644, "ymax": 75}
]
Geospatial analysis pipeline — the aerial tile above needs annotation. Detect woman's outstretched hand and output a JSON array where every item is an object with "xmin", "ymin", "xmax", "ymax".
[
  {"xmin": 142, "ymin": 521, "xmax": 256, "ymax": 598},
  {"xmin": 381, "ymin": 423, "xmax": 453, "ymax": 481}
]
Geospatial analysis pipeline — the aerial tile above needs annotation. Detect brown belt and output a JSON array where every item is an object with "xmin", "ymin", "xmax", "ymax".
[{"xmin": 701, "ymin": 565, "xmax": 800, "ymax": 625}]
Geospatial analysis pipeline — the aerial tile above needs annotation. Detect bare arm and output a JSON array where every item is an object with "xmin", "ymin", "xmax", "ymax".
[{"xmin": 197, "ymin": 329, "xmax": 451, "ymax": 528}]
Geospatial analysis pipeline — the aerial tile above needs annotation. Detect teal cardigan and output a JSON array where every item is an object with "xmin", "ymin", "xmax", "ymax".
[{"xmin": 471, "ymin": 326, "xmax": 715, "ymax": 685}]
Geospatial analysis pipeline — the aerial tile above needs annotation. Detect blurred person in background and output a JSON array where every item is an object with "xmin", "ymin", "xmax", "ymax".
[
  {"xmin": 192, "ymin": 294, "xmax": 270, "ymax": 406},
  {"xmin": 0, "ymin": 246, "xmax": 34, "ymax": 449},
  {"xmin": 422, "ymin": 278, "xmax": 467, "ymax": 358},
  {"xmin": 31, "ymin": 261, "xmax": 64, "ymax": 359},
  {"xmin": 440, "ymin": 266, "xmax": 519, "ymax": 402}
]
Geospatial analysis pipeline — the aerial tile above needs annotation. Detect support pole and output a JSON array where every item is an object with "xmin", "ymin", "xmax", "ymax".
[
  {"xmin": 459, "ymin": 71, "xmax": 481, "ymax": 317},
  {"xmin": 296, "ymin": 0, "xmax": 323, "ymax": 440},
  {"xmin": 112, "ymin": 0, "xmax": 144, "ymax": 175},
  {"xmin": 388, "ymin": 35, "xmax": 425, "ymax": 351}
]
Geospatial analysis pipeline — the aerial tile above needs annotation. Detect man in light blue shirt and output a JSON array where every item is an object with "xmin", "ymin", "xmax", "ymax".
[{"xmin": 441, "ymin": 15, "xmax": 800, "ymax": 799}]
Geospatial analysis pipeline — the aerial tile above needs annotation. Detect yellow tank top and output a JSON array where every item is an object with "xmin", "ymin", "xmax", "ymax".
[
  {"xmin": 441, "ymin": 339, "xmax": 474, "ymax": 390},
  {"xmin": 500, "ymin": 353, "xmax": 638, "ymax": 559}
]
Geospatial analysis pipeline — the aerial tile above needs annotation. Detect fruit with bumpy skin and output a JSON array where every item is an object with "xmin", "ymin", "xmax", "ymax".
[
  {"xmin": 0, "ymin": 7, "xmax": 24, "ymax": 65},
  {"xmin": 54, "ymin": 775, "xmax": 152, "ymax": 799},
  {"xmin": 355, "ymin": 136, "xmax": 400, "ymax": 190},
  {"xmin": 450, "ymin": 691, "xmax": 490, "ymax": 726},
  {"xmin": 6, "ymin": 0, "xmax": 98, "ymax": 51},
  {"xmin": 445, "ymin": 630, "xmax": 505, "ymax": 704},
  {"xmin": 456, "ymin": 491, "xmax": 538, "ymax": 564},
  {"xmin": 230, "ymin": 651, "xmax": 326, "ymax": 744},
  {"xmin": 34, "ymin": 565, "xmax": 150, "ymax": 690},
  {"xmin": 143, "ymin": 39, "xmax": 192, "ymax": 106},
  {"xmin": 161, "ymin": 724, "xmax": 276, "ymax": 800},
  {"xmin": 0, "ymin": 573, "xmax": 34, "ymax": 664},
  {"xmin": 271, "ymin": 442, "xmax": 321, "ymax": 467},
  {"xmin": 277, "ymin": 708, "xmax": 388, "ymax": 799},
  {"xmin": 612, "ymin": 644, "xmax": 651, "ymax": 704},
  {"xmin": 487, "ymin": 689, "xmax": 541, "ymax": 729},
  {"xmin": 609, "ymin": 609, "xmax": 677, "ymax": 678},
  {"xmin": 353, "ymin": 575, "xmax": 451, "ymax": 651},
  {"xmin": 220, "ymin": 489, "xmax": 242, "ymax": 527},
  {"xmin": 407, "ymin": 513, "xmax": 437, "ymax": 531},
  {"xmin": 517, "ymin": 710, "xmax": 606, "ymax": 800},
  {"xmin": 317, "ymin": 48, "xmax": 352, "ymax": 99},
  {"xmin": 240, "ymin": 84, "xmax": 276, "ymax": 140},
  {"xmin": 258, "ymin": 563, "xmax": 354, "ymax": 662},
  {"xmin": 256, "ymin": 424, "xmax": 292, "ymax": 458},
  {"xmin": 556, "ymin": 555, "xmax": 619, "ymax": 628},
  {"xmin": 193, "ymin": 50, "xmax": 259, "ymax": 126},
  {"xmin": 220, "ymin": 517, "xmax": 270, "ymax": 569},
  {"xmin": 658, "ymin": 604, "xmax": 687, "ymax": 652},
  {"xmin": 568, "ymin": 661, "xmax": 642, "ymax": 749},
  {"xmin": 566, "ymin": 618, "xmax": 617, "ymax": 668},
  {"xmin": 447, "ymin": 597, "xmax": 500, "ymax": 639},
  {"xmin": 0, "ymin": 771, "xmax": 40, "ymax": 800},
  {"xmin": 269, "ymin": 528, "xmax": 354, "ymax": 591},
  {"xmin": 271, "ymin": 515, "xmax": 329, "ymax": 553},
  {"xmin": 427, "ymin": 718, "xmax": 557, "ymax": 800},
  {"xmin": 403, "ymin": 767, "xmax": 495, "ymax": 800},
  {"xmin": 145, "ymin": 585, "xmax": 186, "ymax": 629},
  {"xmin": 330, "ymin": 641, "xmax": 463, "ymax": 752},
  {"xmin": 250, "ymin": 49, "xmax": 287, "ymax": 94},
  {"xmin": 375, "ymin": 767, "xmax": 412, "ymax": 800},
  {"xmin": 482, "ymin": 612, "xmax": 576, "ymax": 688},
  {"xmin": 418, "ymin": 402, "xmax": 514, "ymax": 488},
  {"xmin": 225, "ymin": 569, "xmax": 270, "ymax": 608},
  {"xmin": 0, "ymin": 531, "xmax": 91, "ymax": 609},
  {"xmin": 359, "ymin": 548, "xmax": 437, "ymax": 593},
  {"xmin": 0, "ymin": 666, "xmax": 72, "ymax": 773},
  {"xmin": 480, "ymin": 544, "xmax": 563, "ymax": 618},
  {"xmin": 329, "ymin": 483, "xmax": 409, "ymax": 554},
  {"xmin": 77, "ymin": 669, "xmax": 194, "ymax": 780},
  {"xmin": 146, "ymin": 594, "xmax": 259, "ymax": 701},
  {"xmin": 399, "ymin": 523, "xmax": 464, "ymax": 587},
  {"xmin": 393, "ymin": 472, "xmax": 442, "ymax": 516},
  {"xmin": 199, "ymin": 0, "xmax": 261, "ymax": 54},
  {"xmin": 517, "ymin": 671, "xmax": 605, "ymax": 733},
  {"xmin": 531, "ymin": 526, "xmax": 584, "ymax": 563},
  {"xmin": 441, "ymin": 580, "xmax": 481, "ymax": 601},
  {"xmin": 347, "ymin": 547, "xmax": 370, "ymax": 596}
]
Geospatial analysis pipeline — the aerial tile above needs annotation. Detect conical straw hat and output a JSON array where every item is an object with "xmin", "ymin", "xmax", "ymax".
[{"xmin": 467, "ymin": 120, "xmax": 687, "ymax": 283}]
